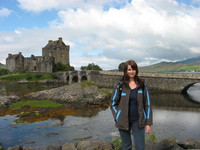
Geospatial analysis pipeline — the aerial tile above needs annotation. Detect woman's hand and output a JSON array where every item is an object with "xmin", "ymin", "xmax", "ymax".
[{"xmin": 145, "ymin": 125, "xmax": 151, "ymax": 134}]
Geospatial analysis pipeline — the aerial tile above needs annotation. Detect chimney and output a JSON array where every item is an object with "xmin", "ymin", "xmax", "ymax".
[
  {"xmin": 59, "ymin": 37, "xmax": 62, "ymax": 46},
  {"xmin": 48, "ymin": 40, "xmax": 52, "ymax": 44},
  {"xmin": 8, "ymin": 53, "xmax": 12, "ymax": 57},
  {"xmin": 19, "ymin": 52, "xmax": 22, "ymax": 55},
  {"xmin": 58, "ymin": 37, "xmax": 62, "ymax": 41}
]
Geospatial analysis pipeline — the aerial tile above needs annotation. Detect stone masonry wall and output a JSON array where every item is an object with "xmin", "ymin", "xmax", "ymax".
[
  {"xmin": 89, "ymin": 71, "xmax": 200, "ymax": 93},
  {"xmin": 42, "ymin": 37, "xmax": 70, "ymax": 65},
  {"xmin": 57, "ymin": 71, "xmax": 200, "ymax": 93},
  {"xmin": 24, "ymin": 56, "xmax": 54, "ymax": 73}
]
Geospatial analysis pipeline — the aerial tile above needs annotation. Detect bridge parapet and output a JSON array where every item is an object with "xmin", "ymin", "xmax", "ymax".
[
  {"xmin": 90, "ymin": 71, "xmax": 200, "ymax": 93},
  {"xmin": 139, "ymin": 72, "xmax": 200, "ymax": 79},
  {"xmin": 95, "ymin": 71, "xmax": 200, "ymax": 79},
  {"xmin": 56, "ymin": 71, "xmax": 200, "ymax": 93}
]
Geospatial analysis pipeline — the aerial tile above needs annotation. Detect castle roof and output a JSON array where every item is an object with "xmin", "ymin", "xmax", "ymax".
[
  {"xmin": 43, "ymin": 37, "xmax": 69, "ymax": 49},
  {"xmin": 8, "ymin": 54, "xmax": 19, "ymax": 59},
  {"xmin": 6, "ymin": 52, "xmax": 24, "ymax": 60}
]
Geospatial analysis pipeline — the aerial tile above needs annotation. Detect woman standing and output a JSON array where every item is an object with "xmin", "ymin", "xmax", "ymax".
[{"xmin": 110, "ymin": 60, "xmax": 153, "ymax": 150}]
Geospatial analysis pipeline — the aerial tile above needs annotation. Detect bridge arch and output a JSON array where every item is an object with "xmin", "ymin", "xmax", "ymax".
[
  {"xmin": 81, "ymin": 75, "xmax": 87, "ymax": 82},
  {"xmin": 72, "ymin": 75, "xmax": 78, "ymax": 83},
  {"xmin": 66, "ymin": 76, "xmax": 69, "ymax": 84},
  {"xmin": 181, "ymin": 82, "xmax": 197, "ymax": 94}
]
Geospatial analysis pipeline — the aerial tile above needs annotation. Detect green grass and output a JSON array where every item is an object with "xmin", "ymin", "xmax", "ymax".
[
  {"xmin": 177, "ymin": 65, "xmax": 200, "ymax": 72},
  {"xmin": 111, "ymin": 138, "xmax": 122, "ymax": 150},
  {"xmin": 145, "ymin": 131, "xmax": 157, "ymax": 142},
  {"xmin": 99, "ymin": 89, "xmax": 112, "ymax": 98},
  {"xmin": 10, "ymin": 100, "xmax": 62, "ymax": 109},
  {"xmin": 80, "ymin": 80, "xmax": 96, "ymax": 88},
  {"xmin": 0, "ymin": 68, "xmax": 9, "ymax": 76},
  {"xmin": 0, "ymin": 72, "xmax": 54, "ymax": 82}
]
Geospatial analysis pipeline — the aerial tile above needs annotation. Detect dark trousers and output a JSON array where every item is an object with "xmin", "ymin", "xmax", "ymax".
[{"xmin": 119, "ymin": 120, "xmax": 145, "ymax": 150}]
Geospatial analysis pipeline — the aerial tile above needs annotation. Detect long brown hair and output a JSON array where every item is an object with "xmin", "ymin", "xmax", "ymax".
[{"xmin": 122, "ymin": 60, "xmax": 143, "ymax": 88}]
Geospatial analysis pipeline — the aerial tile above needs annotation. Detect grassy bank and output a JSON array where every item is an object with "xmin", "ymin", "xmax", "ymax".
[
  {"xmin": 80, "ymin": 80, "xmax": 96, "ymax": 88},
  {"xmin": 0, "ymin": 72, "xmax": 55, "ymax": 82},
  {"xmin": 10, "ymin": 100, "xmax": 62, "ymax": 110}
]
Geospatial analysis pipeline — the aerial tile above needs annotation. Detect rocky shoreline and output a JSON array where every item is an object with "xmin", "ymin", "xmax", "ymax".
[
  {"xmin": 0, "ymin": 95, "xmax": 20, "ymax": 106},
  {"xmin": 2, "ymin": 137, "xmax": 200, "ymax": 150},
  {"xmin": 0, "ymin": 82, "xmax": 111, "ymax": 107},
  {"xmin": 24, "ymin": 82, "xmax": 111, "ymax": 105}
]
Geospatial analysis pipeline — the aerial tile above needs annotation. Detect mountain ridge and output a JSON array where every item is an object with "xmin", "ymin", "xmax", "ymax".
[{"xmin": 140, "ymin": 56, "xmax": 200, "ymax": 72}]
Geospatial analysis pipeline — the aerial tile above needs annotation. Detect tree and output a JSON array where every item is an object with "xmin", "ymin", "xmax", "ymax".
[
  {"xmin": 0, "ymin": 69, "xmax": 9, "ymax": 76},
  {"xmin": 53, "ymin": 62, "xmax": 74, "ymax": 72},
  {"xmin": 80, "ymin": 63, "xmax": 102, "ymax": 70},
  {"xmin": 80, "ymin": 66, "xmax": 87, "ymax": 70},
  {"xmin": 118, "ymin": 62, "xmax": 126, "ymax": 71}
]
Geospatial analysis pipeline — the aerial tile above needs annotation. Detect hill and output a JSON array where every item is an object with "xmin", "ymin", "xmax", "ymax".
[
  {"xmin": 140, "ymin": 56, "xmax": 200, "ymax": 72},
  {"xmin": 177, "ymin": 56, "xmax": 200, "ymax": 64},
  {"xmin": 0, "ymin": 63, "xmax": 6, "ymax": 69}
]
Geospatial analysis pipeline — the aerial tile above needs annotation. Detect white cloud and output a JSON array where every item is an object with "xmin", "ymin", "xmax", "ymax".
[
  {"xmin": 14, "ymin": 30, "xmax": 21, "ymax": 35},
  {"xmin": 71, "ymin": 55, "xmax": 120, "ymax": 70},
  {"xmin": 0, "ymin": 8, "xmax": 12, "ymax": 17},
  {"xmin": 17, "ymin": 0, "xmax": 130, "ymax": 12},
  {"xmin": 1, "ymin": 0, "xmax": 200, "ymax": 69},
  {"xmin": 189, "ymin": 47, "xmax": 200, "ymax": 54}
]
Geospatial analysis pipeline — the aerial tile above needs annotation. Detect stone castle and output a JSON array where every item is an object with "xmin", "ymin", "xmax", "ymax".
[{"xmin": 6, "ymin": 37, "xmax": 70, "ymax": 73}]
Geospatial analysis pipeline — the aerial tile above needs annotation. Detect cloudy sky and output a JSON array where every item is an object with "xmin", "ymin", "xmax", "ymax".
[{"xmin": 0, "ymin": 0, "xmax": 200, "ymax": 70}]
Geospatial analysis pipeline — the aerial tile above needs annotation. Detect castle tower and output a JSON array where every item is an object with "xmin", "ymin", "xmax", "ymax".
[
  {"xmin": 42, "ymin": 37, "xmax": 70, "ymax": 65},
  {"xmin": 6, "ymin": 52, "xmax": 24, "ymax": 72}
]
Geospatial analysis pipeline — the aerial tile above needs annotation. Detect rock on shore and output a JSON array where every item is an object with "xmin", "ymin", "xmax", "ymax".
[
  {"xmin": 6, "ymin": 140, "xmax": 113, "ymax": 150},
  {"xmin": 5, "ymin": 138, "xmax": 200, "ymax": 150},
  {"xmin": 0, "ymin": 95, "xmax": 20, "ymax": 106},
  {"xmin": 26, "ymin": 83, "xmax": 110, "ymax": 104}
]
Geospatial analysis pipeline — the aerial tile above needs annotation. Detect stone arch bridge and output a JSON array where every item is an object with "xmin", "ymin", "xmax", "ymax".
[{"xmin": 55, "ymin": 71, "xmax": 200, "ymax": 93}]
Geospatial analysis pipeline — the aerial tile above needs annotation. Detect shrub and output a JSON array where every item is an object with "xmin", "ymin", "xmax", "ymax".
[
  {"xmin": 53, "ymin": 62, "xmax": 74, "ymax": 72},
  {"xmin": 118, "ymin": 62, "xmax": 126, "ymax": 71},
  {"xmin": 80, "ymin": 63, "xmax": 102, "ymax": 70},
  {"xmin": 0, "ymin": 69, "xmax": 9, "ymax": 76},
  {"xmin": 111, "ymin": 138, "xmax": 122, "ymax": 150}
]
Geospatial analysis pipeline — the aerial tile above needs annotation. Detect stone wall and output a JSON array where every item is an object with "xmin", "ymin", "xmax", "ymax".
[
  {"xmin": 24, "ymin": 56, "xmax": 54, "ymax": 73},
  {"xmin": 56, "ymin": 71, "xmax": 200, "ymax": 93},
  {"xmin": 6, "ymin": 52, "xmax": 24, "ymax": 72},
  {"xmin": 139, "ymin": 72, "xmax": 200, "ymax": 92},
  {"xmin": 88, "ymin": 71, "xmax": 123, "ymax": 88},
  {"xmin": 42, "ymin": 37, "xmax": 70, "ymax": 65},
  {"xmin": 92, "ymin": 71, "xmax": 200, "ymax": 92}
]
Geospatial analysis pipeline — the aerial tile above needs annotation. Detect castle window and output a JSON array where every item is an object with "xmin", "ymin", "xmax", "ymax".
[{"xmin": 34, "ymin": 66, "xmax": 37, "ymax": 71}]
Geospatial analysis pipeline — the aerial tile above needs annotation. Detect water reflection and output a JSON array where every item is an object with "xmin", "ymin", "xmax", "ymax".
[
  {"xmin": 153, "ymin": 109, "xmax": 200, "ymax": 140},
  {"xmin": 151, "ymin": 92, "xmax": 200, "ymax": 111},
  {"xmin": 0, "ymin": 108, "xmax": 200, "ymax": 149},
  {"xmin": 0, "ymin": 108, "xmax": 115, "ymax": 149},
  {"xmin": 0, "ymin": 104, "xmax": 107, "ymax": 124},
  {"xmin": 187, "ymin": 83, "xmax": 200, "ymax": 103},
  {"xmin": 0, "ymin": 83, "xmax": 200, "ymax": 149}
]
